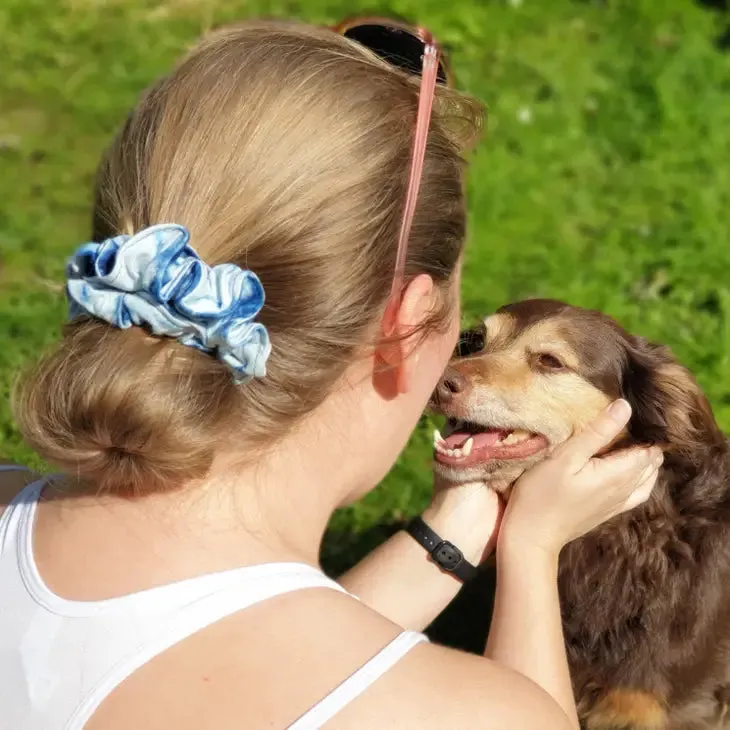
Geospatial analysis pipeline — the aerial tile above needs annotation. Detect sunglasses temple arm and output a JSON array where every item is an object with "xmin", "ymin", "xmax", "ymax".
[{"xmin": 389, "ymin": 44, "xmax": 440, "ymax": 302}]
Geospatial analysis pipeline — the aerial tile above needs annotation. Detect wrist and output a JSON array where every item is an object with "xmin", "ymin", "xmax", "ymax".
[
  {"xmin": 421, "ymin": 501, "xmax": 493, "ymax": 565},
  {"xmin": 496, "ymin": 524, "xmax": 561, "ymax": 569},
  {"xmin": 405, "ymin": 515, "xmax": 480, "ymax": 583}
]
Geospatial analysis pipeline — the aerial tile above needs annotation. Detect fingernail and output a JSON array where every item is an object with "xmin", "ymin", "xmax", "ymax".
[{"xmin": 608, "ymin": 399, "xmax": 631, "ymax": 423}]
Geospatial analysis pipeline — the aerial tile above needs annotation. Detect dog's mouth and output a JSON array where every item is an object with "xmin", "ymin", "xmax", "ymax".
[{"xmin": 434, "ymin": 419, "xmax": 550, "ymax": 468}]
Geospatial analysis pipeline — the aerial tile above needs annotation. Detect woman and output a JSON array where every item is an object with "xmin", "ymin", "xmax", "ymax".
[{"xmin": 0, "ymin": 19, "xmax": 661, "ymax": 729}]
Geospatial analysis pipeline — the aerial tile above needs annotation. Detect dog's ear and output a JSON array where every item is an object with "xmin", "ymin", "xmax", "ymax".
[{"xmin": 621, "ymin": 337, "xmax": 723, "ymax": 457}]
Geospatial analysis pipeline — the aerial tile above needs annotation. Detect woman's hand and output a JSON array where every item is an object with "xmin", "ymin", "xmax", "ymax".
[
  {"xmin": 500, "ymin": 399, "xmax": 663, "ymax": 559},
  {"xmin": 486, "ymin": 399, "xmax": 661, "ymax": 730},
  {"xmin": 422, "ymin": 476, "xmax": 505, "ymax": 565}
]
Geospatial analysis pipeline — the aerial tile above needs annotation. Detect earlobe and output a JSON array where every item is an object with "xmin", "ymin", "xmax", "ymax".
[{"xmin": 372, "ymin": 344, "xmax": 405, "ymax": 398}]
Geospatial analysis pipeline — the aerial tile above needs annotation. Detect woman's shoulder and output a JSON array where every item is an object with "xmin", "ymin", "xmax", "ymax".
[
  {"xmin": 0, "ymin": 463, "xmax": 41, "ymax": 518},
  {"xmin": 86, "ymin": 580, "xmax": 572, "ymax": 730},
  {"xmin": 339, "ymin": 638, "xmax": 575, "ymax": 730}
]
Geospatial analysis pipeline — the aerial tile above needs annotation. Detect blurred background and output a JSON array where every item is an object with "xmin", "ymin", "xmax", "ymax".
[{"xmin": 1, "ymin": 0, "xmax": 729, "ymax": 618}]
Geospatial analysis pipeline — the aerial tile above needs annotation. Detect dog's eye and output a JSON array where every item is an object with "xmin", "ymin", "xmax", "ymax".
[
  {"xmin": 535, "ymin": 353, "xmax": 565, "ymax": 370},
  {"xmin": 455, "ymin": 326, "xmax": 486, "ymax": 357}
]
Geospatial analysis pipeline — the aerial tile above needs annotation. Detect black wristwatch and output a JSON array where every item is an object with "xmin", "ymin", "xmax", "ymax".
[{"xmin": 406, "ymin": 516, "xmax": 479, "ymax": 582}]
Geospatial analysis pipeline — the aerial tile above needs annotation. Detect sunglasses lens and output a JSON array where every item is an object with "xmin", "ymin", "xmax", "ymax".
[{"xmin": 343, "ymin": 24, "xmax": 448, "ymax": 84}]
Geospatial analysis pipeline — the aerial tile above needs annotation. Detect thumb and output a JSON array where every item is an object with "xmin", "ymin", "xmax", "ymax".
[{"xmin": 552, "ymin": 399, "xmax": 633, "ymax": 468}]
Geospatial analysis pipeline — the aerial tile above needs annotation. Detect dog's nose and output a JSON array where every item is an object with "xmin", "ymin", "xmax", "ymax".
[{"xmin": 433, "ymin": 368, "xmax": 468, "ymax": 405}]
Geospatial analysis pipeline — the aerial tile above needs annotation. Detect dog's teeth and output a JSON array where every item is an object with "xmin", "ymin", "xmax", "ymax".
[
  {"xmin": 436, "ymin": 433, "xmax": 474, "ymax": 460},
  {"xmin": 502, "ymin": 429, "xmax": 532, "ymax": 446}
]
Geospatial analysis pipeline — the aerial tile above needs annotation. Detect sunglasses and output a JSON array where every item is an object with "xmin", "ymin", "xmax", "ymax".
[{"xmin": 334, "ymin": 17, "xmax": 451, "ymax": 332}]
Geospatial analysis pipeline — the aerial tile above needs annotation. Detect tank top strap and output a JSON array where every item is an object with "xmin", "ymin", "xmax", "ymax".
[
  {"xmin": 67, "ymin": 564, "xmax": 348, "ymax": 729},
  {"xmin": 286, "ymin": 630, "xmax": 429, "ymax": 729},
  {"xmin": 1, "ymin": 468, "xmax": 410, "ymax": 730},
  {"xmin": 0, "ymin": 477, "xmax": 47, "ymax": 555}
]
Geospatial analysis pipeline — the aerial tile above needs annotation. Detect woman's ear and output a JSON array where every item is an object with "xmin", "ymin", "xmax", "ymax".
[
  {"xmin": 374, "ymin": 274, "xmax": 436, "ymax": 396},
  {"xmin": 622, "ymin": 337, "xmax": 723, "ymax": 458}
]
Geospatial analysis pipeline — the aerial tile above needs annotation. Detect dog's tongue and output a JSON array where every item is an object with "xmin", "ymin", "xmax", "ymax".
[{"xmin": 444, "ymin": 429, "xmax": 506, "ymax": 450}]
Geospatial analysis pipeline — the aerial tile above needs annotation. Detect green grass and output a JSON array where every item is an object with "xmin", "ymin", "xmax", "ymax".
[{"xmin": 1, "ymin": 0, "xmax": 730, "ymax": 573}]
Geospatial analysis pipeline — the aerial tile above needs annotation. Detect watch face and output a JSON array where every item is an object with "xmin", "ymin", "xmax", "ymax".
[{"xmin": 433, "ymin": 541, "xmax": 463, "ymax": 570}]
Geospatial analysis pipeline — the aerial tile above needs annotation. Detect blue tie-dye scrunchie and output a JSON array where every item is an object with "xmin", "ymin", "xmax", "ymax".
[{"xmin": 65, "ymin": 223, "xmax": 271, "ymax": 382}]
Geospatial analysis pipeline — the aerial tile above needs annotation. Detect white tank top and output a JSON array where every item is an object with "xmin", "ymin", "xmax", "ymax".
[{"xmin": 0, "ymin": 467, "xmax": 428, "ymax": 729}]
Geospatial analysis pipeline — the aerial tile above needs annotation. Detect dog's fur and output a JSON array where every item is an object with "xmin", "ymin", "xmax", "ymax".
[{"xmin": 431, "ymin": 299, "xmax": 730, "ymax": 730}]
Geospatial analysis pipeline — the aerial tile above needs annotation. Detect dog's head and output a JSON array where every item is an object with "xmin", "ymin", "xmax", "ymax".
[{"xmin": 431, "ymin": 299, "xmax": 723, "ymax": 491}]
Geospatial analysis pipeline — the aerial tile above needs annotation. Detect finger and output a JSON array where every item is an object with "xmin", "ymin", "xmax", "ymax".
[
  {"xmin": 618, "ymin": 457, "xmax": 661, "ymax": 509},
  {"xmin": 622, "ymin": 466, "xmax": 660, "ymax": 511},
  {"xmin": 552, "ymin": 399, "xmax": 633, "ymax": 469},
  {"xmin": 582, "ymin": 444, "xmax": 661, "ymax": 485},
  {"xmin": 484, "ymin": 495, "xmax": 506, "ymax": 556}
]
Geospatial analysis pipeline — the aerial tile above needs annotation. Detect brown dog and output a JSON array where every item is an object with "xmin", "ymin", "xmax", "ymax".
[{"xmin": 430, "ymin": 299, "xmax": 730, "ymax": 730}]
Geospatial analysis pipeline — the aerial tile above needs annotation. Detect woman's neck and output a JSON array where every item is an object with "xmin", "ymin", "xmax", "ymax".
[{"xmin": 35, "ymin": 443, "xmax": 349, "ymax": 601}]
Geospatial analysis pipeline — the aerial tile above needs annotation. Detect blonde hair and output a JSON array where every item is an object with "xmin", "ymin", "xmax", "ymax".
[{"xmin": 13, "ymin": 20, "xmax": 483, "ymax": 495}]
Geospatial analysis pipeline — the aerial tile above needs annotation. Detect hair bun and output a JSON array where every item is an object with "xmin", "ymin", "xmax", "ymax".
[{"xmin": 13, "ymin": 321, "xmax": 239, "ymax": 495}]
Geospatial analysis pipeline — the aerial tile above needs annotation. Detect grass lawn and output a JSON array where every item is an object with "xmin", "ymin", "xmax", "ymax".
[{"xmin": 1, "ymin": 0, "xmax": 730, "ymax": 579}]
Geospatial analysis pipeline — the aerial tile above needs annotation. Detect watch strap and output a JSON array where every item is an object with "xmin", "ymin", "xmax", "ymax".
[{"xmin": 406, "ymin": 516, "xmax": 479, "ymax": 582}]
